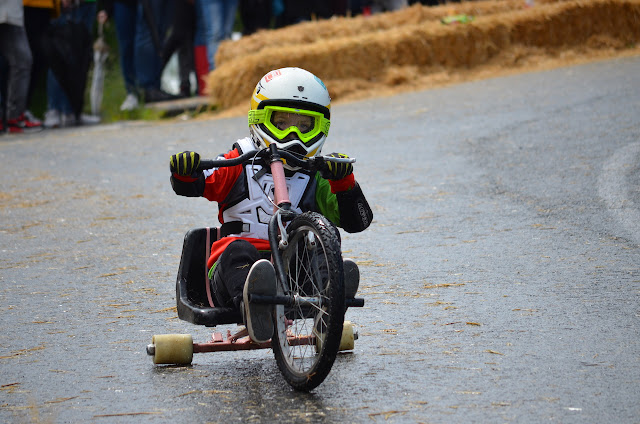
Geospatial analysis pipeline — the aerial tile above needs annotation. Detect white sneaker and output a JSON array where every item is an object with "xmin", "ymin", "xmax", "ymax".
[
  {"xmin": 43, "ymin": 109, "xmax": 61, "ymax": 128},
  {"xmin": 120, "ymin": 93, "xmax": 139, "ymax": 111},
  {"xmin": 243, "ymin": 259, "xmax": 276, "ymax": 343},
  {"xmin": 61, "ymin": 113, "xmax": 76, "ymax": 127},
  {"xmin": 24, "ymin": 110, "xmax": 42, "ymax": 126},
  {"xmin": 80, "ymin": 114, "xmax": 101, "ymax": 125}
]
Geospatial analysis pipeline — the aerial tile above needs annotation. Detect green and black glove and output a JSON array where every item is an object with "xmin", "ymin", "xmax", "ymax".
[
  {"xmin": 321, "ymin": 153, "xmax": 353, "ymax": 180},
  {"xmin": 170, "ymin": 151, "xmax": 200, "ymax": 176}
]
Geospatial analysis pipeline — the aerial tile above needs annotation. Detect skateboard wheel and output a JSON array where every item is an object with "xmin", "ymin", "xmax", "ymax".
[
  {"xmin": 314, "ymin": 321, "xmax": 356, "ymax": 353},
  {"xmin": 149, "ymin": 334, "xmax": 193, "ymax": 365},
  {"xmin": 339, "ymin": 321, "xmax": 356, "ymax": 351},
  {"xmin": 314, "ymin": 328, "xmax": 325, "ymax": 354}
]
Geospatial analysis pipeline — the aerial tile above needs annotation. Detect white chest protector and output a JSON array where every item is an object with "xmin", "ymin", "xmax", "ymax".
[{"xmin": 220, "ymin": 137, "xmax": 311, "ymax": 240}]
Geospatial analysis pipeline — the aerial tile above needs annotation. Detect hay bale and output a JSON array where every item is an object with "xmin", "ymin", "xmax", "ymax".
[
  {"xmin": 215, "ymin": 0, "xmax": 535, "ymax": 66},
  {"xmin": 207, "ymin": 0, "xmax": 640, "ymax": 112}
]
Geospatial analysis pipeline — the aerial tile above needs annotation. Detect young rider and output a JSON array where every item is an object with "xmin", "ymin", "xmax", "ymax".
[{"xmin": 169, "ymin": 67, "xmax": 373, "ymax": 343}]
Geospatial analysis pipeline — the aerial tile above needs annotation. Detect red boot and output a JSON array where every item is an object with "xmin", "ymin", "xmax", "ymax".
[{"xmin": 194, "ymin": 45, "xmax": 210, "ymax": 96}]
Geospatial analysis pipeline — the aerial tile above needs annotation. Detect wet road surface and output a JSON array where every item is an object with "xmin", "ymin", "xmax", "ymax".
[{"xmin": 1, "ymin": 56, "xmax": 639, "ymax": 423}]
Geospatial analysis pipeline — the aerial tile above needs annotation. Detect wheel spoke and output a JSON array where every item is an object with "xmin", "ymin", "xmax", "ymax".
[{"xmin": 271, "ymin": 213, "xmax": 345, "ymax": 391}]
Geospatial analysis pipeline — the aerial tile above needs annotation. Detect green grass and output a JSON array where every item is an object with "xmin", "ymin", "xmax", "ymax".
[
  {"xmin": 88, "ymin": 22, "xmax": 163, "ymax": 123},
  {"xmin": 93, "ymin": 59, "xmax": 165, "ymax": 123}
]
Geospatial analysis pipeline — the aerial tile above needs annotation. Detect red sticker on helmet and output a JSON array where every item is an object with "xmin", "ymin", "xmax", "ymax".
[{"xmin": 264, "ymin": 69, "xmax": 282, "ymax": 83}]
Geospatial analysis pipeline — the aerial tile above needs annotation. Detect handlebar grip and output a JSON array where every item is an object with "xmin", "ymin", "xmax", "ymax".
[
  {"xmin": 197, "ymin": 159, "xmax": 216, "ymax": 170},
  {"xmin": 195, "ymin": 150, "xmax": 260, "ymax": 171}
]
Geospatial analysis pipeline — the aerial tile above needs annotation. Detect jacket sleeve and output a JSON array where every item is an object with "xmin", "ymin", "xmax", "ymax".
[
  {"xmin": 334, "ymin": 180, "xmax": 374, "ymax": 233},
  {"xmin": 316, "ymin": 173, "xmax": 373, "ymax": 234}
]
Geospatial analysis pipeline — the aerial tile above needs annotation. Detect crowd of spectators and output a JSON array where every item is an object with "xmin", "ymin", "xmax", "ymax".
[{"xmin": 1, "ymin": 0, "xmax": 426, "ymax": 134}]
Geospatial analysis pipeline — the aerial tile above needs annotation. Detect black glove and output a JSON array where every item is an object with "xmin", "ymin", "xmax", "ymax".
[
  {"xmin": 321, "ymin": 153, "xmax": 353, "ymax": 180},
  {"xmin": 170, "ymin": 151, "xmax": 200, "ymax": 176}
]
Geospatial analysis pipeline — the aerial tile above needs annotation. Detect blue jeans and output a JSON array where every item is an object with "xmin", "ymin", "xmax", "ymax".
[
  {"xmin": 113, "ymin": 1, "xmax": 138, "ymax": 95},
  {"xmin": 47, "ymin": 3, "xmax": 96, "ymax": 114},
  {"xmin": 195, "ymin": 0, "xmax": 238, "ymax": 70}
]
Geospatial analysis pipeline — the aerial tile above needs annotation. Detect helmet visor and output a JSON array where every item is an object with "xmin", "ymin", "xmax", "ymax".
[{"xmin": 249, "ymin": 106, "xmax": 330, "ymax": 144}]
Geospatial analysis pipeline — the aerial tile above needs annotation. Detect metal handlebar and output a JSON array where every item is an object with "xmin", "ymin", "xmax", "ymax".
[{"xmin": 197, "ymin": 148, "xmax": 355, "ymax": 172}]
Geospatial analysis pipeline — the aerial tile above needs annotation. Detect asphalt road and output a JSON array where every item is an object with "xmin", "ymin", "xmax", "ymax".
[{"xmin": 1, "ymin": 56, "xmax": 639, "ymax": 423}]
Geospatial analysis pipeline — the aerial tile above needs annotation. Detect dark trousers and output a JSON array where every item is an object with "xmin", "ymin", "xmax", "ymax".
[
  {"xmin": 212, "ymin": 240, "xmax": 270, "ymax": 309},
  {"xmin": 23, "ymin": 6, "xmax": 51, "ymax": 109},
  {"xmin": 240, "ymin": 0, "xmax": 272, "ymax": 35},
  {"xmin": 161, "ymin": 0, "xmax": 196, "ymax": 95},
  {"xmin": 0, "ymin": 24, "xmax": 32, "ymax": 120}
]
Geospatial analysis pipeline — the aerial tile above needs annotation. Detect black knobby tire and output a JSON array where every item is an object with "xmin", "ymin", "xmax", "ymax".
[{"xmin": 272, "ymin": 212, "xmax": 345, "ymax": 391}]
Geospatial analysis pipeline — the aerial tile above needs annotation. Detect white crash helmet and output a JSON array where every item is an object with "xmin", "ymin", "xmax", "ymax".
[{"xmin": 249, "ymin": 67, "xmax": 331, "ymax": 161}]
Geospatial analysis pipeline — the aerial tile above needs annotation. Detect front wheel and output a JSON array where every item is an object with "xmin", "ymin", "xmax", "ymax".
[{"xmin": 272, "ymin": 212, "xmax": 345, "ymax": 391}]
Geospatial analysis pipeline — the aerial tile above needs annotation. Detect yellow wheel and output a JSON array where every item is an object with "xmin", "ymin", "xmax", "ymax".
[
  {"xmin": 339, "ymin": 321, "xmax": 356, "ymax": 351},
  {"xmin": 314, "ymin": 328, "xmax": 325, "ymax": 354},
  {"xmin": 315, "ymin": 321, "xmax": 357, "ymax": 353},
  {"xmin": 148, "ymin": 334, "xmax": 193, "ymax": 365}
]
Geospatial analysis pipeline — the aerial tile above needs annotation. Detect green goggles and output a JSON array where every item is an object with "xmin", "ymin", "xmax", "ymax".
[{"xmin": 249, "ymin": 106, "xmax": 330, "ymax": 144}]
